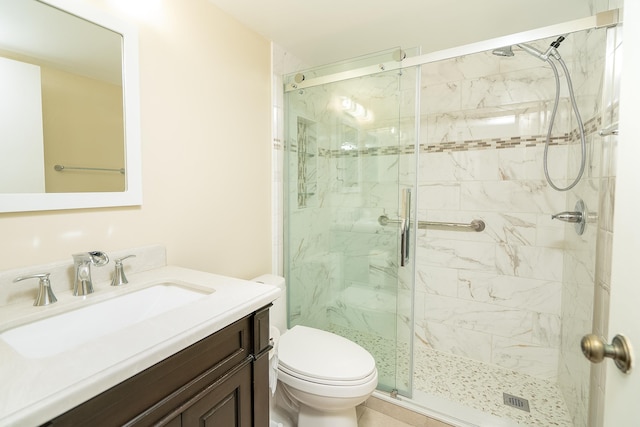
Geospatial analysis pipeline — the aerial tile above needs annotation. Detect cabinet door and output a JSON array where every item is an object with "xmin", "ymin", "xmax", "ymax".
[
  {"xmin": 181, "ymin": 361, "xmax": 253, "ymax": 427},
  {"xmin": 252, "ymin": 352, "xmax": 270, "ymax": 427}
]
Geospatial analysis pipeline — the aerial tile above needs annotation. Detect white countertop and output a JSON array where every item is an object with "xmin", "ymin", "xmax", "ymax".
[{"xmin": 0, "ymin": 266, "xmax": 280, "ymax": 427}]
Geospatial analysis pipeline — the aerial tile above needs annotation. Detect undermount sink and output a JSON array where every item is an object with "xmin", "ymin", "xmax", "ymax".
[{"xmin": 0, "ymin": 283, "xmax": 212, "ymax": 359}]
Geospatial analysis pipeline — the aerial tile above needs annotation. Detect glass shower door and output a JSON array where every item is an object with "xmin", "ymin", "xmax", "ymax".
[{"xmin": 284, "ymin": 55, "xmax": 417, "ymax": 395}]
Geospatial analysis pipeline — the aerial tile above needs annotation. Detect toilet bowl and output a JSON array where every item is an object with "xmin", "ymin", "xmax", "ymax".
[
  {"xmin": 253, "ymin": 275, "xmax": 378, "ymax": 427},
  {"xmin": 277, "ymin": 325, "xmax": 378, "ymax": 427}
]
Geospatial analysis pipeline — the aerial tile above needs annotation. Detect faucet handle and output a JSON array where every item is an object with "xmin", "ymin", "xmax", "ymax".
[
  {"xmin": 14, "ymin": 273, "xmax": 58, "ymax": 306},
  {"xmin": 110, "ymin": 255, "xmax": 136, "ymax": 286}
]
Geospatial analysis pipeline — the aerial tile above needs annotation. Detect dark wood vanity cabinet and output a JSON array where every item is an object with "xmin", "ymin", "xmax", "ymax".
[{"xmin": 44, "ymin": 306, "xmax": 271, "ymax": 427}]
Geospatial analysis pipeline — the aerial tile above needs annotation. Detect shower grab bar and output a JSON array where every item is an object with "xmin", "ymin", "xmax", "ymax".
[
  {"xmin": 54, "ymin": 164, "xmax": 125, "ymax": 174},
  {"xmin": 378, "ymin": 214, "xmax": 486, "ymax": 232}
]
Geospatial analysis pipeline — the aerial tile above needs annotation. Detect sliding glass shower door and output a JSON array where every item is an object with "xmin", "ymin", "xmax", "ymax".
[{"xmin": 284, "ymin": 51, "xmax": 417, "ymax": 395}]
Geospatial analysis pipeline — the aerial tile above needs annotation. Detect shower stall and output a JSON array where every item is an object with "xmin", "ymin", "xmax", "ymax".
[{"xmin": 283, "ymin": 11, "xmax": 620, "ymax": 427}]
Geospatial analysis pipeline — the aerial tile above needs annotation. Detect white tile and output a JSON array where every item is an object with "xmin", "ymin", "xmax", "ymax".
[
  {"xmin": 423, "ymin": 294, "xmax": 534, "ymax": 341},
  {"xmin": 457, "ymin": 271, "xmax": 562, "ymax": 315},
  {"xmin": 415, "ymin": 320, "xmax": 492, "ymax": 363},
  {"xmin": 415, "ymin": 265, "xmax": 458, "ymax": 297},
  {"xmin": 417, "ymin": 183, "xmax": 461, "ymax": 211},
  {"xmin": 416, "ymin": 238, "xmax": 495, "ymax": 272},
  {"xmin": 460, "ymin": 179, "xmax": 566, "ymax": 213},
  {"xmin": 495, "ymin": 244, "xmax": 564, "ymax": 281},
  {"xmin": 492, "ymin": 336, "xmax": 560, "ymax": 380}
]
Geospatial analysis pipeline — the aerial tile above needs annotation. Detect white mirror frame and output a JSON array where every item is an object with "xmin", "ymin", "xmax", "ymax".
[{"xmin": 0, "ymin": 0, "xmax": 142, "ymax": 213}]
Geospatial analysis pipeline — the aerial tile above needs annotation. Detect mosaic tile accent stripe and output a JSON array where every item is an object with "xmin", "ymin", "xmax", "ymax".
[{"xmin": 283, "ymin": 116, "xmax": 601, "ymax": 158}]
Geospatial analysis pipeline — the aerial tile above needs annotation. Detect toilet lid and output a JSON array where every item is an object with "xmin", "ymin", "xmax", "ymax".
[{"xmin": 278, "ymin": 325, "xmax": 376, "ymax": 382}]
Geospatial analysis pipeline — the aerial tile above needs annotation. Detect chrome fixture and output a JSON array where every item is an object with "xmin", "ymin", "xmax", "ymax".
[
  {"xmin": 285, "ymin": 11, "xmax": 619, "ymax": 93},
  {"xmin": 400, "ymin": 189, "xmax": 411, "ymax": 267},
  {"xmin": 492, "ymin": 36, "xmax": 586, "ymax": 192},
  {"xmin": 491, "ymin": 46, "xmax": 514, "ymax": 57},
  {"xmin": 581, "ymin": 333, "xmax": 632, "ymax": 374},
  {"xmin": 379, "ymin": 214, "xmax": 485, "ymax": 232},
  {"xmin": 392, "ymin": 49, "xmax": 407, "ymax": 61},
  {"xmin": 599, "ymin": 123, "xmax": 619, "ymax": 136},
  {"xmin": 13, "ymin": 273, "xmax": 57, "ymax": 306},
  {"xmin": 110, "ymin": 255, "xmax": 136, "ymax": 286},
  {"xmin": 54, "ymin": 164, "xmax": 125, "ymax": 174},
  {"xmin": 72, "ymin": 251, "xmax": 109, "ymax": 296},
  {"xmin": 552, "ymin": 199, "xmax": 588, "ymax": 235}
]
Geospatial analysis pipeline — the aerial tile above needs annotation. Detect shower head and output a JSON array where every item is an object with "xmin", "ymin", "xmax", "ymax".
[{"xmin": 492, "ymin": 46, "xmax": 514, "ymax": 57}]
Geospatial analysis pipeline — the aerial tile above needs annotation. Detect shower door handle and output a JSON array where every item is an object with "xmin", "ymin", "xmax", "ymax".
[
  {"xmin": 400, "ymin": 218, "xmax": 408, "ymax": 267},
  {"xmin": 400, "ymin": 189, "xmax": 411, "ymax": 267}
]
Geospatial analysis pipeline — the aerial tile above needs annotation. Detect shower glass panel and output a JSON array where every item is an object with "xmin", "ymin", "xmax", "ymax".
[{"xmin": 284, "ymin": 50, "xmax": 417, "ymax": 395}]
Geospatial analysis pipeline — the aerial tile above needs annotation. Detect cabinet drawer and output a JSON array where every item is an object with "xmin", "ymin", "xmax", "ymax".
[{"xmin": 253, "ymin": 304, "xmax": 271, "ymax": 356}]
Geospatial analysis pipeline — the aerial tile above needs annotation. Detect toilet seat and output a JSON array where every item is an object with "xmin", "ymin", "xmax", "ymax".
[
  {"xmin": 278, "ymin": 363, "xmax": 378, "ymax": 386},
  {"xmin": 278, "ymin": 325, "xmax": 377, "ymax": 386},
  {"xmin": 277, "ymin": 363, "xmax": 378, "ymax": 400}
]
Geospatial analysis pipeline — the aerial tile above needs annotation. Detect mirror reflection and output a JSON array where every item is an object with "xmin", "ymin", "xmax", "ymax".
[{"xmin": 0, "ymin": 0, "xmax": 125, "ymax": 194}]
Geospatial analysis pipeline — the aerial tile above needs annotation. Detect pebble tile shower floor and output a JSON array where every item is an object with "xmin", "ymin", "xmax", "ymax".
[{"xmin": 330, "ymin": 325, "xmax": 573, "ymax": 426}]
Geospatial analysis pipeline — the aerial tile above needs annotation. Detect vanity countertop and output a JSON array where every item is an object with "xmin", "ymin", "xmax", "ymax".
[{"xmin": 0, "ymin": 266, "xmax": 280, "ymax": 427}]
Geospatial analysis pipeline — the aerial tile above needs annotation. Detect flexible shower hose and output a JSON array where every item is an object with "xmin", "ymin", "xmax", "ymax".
[{"xmin": 543, "ymin": 56, "xmax": 586, "ymax": 191}]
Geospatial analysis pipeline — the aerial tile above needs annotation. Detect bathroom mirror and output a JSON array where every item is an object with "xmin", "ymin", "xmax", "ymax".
[{"xmin": 0, "ymin": 0, "xmax": 141, "ymax": 213}]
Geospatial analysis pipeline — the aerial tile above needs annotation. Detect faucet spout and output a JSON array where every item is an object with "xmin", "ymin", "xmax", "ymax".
[{"xmin": 72, "ymin": 251, "xmax": 109, "ymax": 296}]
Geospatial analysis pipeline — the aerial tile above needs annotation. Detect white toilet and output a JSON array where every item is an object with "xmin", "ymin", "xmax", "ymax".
[{"xmin": 254, "ymin": 275, "xmax": 378, "ymax": 427}]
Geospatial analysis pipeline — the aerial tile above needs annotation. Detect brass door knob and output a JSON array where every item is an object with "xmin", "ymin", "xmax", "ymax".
[{"xmin": 581, "ymin": 333, "xmax": 632, "ymax": 373}]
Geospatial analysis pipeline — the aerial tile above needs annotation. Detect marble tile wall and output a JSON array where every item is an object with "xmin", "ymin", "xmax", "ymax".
[{"xmin": 414, "ymin": 30, "xmax": 609, "ymax": 388}]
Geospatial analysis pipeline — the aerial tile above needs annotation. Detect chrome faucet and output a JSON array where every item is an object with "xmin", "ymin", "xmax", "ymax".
[
  {"xmin": 72, "ymin": 251, "xmax": 109, "ymax": 296},
  {"xmin": 14, "ymin": 273, "xmax": 58, "ymax": 306},
  {"xmin": 110, "ymin": 254, "xmax": 136, "ymax": 286},
  {"xmin": 551, "ymin": 199, "xmax": 589, "ymax": 236}
]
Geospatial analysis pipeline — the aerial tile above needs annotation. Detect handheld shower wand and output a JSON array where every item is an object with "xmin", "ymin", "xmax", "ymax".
[{"xmin": 494, "ymin": 36, "xmax": 585, "ymax": 192}]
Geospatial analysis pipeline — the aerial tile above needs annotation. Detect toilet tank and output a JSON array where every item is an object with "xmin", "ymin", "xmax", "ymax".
[{"xmin": 252, "ymin": 274, "xmax": 287, "ymax": 332}]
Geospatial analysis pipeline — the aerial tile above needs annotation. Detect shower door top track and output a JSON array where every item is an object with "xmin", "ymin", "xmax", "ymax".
[{"xmin": 285, "ymin": 9, "xmax": 619, "ymax": 92}]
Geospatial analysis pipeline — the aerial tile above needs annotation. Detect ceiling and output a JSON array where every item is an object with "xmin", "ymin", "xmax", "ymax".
[{"xmin": 206, "ymin": 0, "xmax": 593, "ymax": 69}]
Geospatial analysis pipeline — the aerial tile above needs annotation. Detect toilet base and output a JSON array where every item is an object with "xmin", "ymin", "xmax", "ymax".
[{"xmin": 298, "ymin": 403, "xmax": 357, "ymax": 427}]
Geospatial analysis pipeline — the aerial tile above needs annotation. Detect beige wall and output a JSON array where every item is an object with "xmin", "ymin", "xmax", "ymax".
[
  {"xmin": 0, "ymin": 0, "xmax": 273, "ymax": 279},
  {"xmin": 41, "ymin": 67, "xmax": 125, "ymax": 193}
]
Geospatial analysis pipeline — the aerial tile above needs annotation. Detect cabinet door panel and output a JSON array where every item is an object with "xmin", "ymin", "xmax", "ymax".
[
  {"xmin": 182, "ymin": 362, "xmax": 252, "ymax": 427},
  {"xmin": 252, "ymin": 352, "xmax": 270, "ymax": 427}
]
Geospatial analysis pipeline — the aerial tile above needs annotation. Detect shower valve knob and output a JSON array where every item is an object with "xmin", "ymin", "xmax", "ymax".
[
  {"xmin": 551, "ymin": 211, "xmax": 582, "ymax": 223},
  {"xmin": 551, "ymin": 199, "xmax": 588, "ymax": 235}
]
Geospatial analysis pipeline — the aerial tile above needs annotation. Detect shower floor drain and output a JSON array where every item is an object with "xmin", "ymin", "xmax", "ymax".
[{"xmin": 503, "ymin": 393, "xmax": 530, "ymax": 412}]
